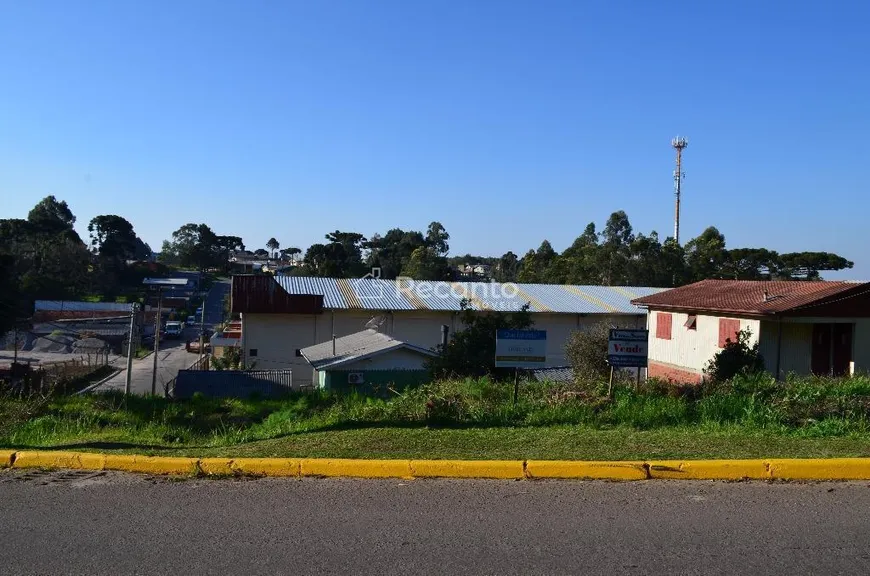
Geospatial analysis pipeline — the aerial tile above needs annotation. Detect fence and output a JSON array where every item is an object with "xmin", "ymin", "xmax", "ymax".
[
  {"xmin": 171, "ymin": 369, "xmax": 294, "ymax": 399},
  {"xmin": 1, "ymin": 356, "xmax": 111, "ymax": 397},
  {"xmin": 163, "ymin": 355, "xmax": 210, "ymax": 397}
]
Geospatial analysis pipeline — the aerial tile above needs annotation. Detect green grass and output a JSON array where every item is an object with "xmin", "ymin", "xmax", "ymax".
[{"xmin": 3, "ymin": 375, "xmax": 870, "ymax": 460}]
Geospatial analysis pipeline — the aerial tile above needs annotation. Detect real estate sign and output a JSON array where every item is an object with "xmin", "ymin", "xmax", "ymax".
[
  {"xmin": 495, "ymin": 329, "xmax": 547, "ymax": 369},
  {"xmin": 608, "ymin": 329, "xmax": 649, "ymax": 368}
]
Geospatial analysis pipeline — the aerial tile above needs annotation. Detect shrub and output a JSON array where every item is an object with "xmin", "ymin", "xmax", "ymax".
[
  {"xmin": 426, "ymin": 300, "xmax": 533, "ymax": 379},
  {"xmin": 564, "ymin": 322, "xmax": 611, "ymax": 384},
  {"xmin": 704, "ymin": 328, "xmax": 764, "ymax": 383}
]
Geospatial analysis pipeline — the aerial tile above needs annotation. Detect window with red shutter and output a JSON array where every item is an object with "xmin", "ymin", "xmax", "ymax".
[
  {"xmin": 718, "ymin": 318, "xmax": 740, "ymax": 348},
  {"xmin": 656, "ymin": 312, "xmax": 672, "ymax": 340}
]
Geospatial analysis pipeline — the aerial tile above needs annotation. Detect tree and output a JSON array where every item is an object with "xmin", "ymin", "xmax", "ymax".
[
  {"xmin": 165, "ymin": 223, "xmax": 228, "ymax": 270},
  {"xmin": 88, "ymin": 215, "xmax": 138, "ymax": 262},
  {"xmin": 266, "ymin": 237, "xmax": 280, "ymax": 259},
  {"xmin": 516, "ymin": 249, "xmax": 539, "ymax": 283},
  {"xmin": 684, "ymin": 226, "xmax": 727, "ymax": 282},
  {"xmin": 426, "ymin": 301, "xmax": 533, "ymax": 379},
  {"xmin": 495, "ymin": 251, "xmax": 520, "ymax": 282},
  {"xmin": 779, "ymin": 252, "xmax": 854, "ymax": 280},
  {"xmin": 27, "ymin": 195, "xmax": 77, "ymax": 234},
  {"xmin": 254, "ymin": 248, "xmax": 269, "ymax": 257},
  {"xmin": 0, "ymin": 197, "xmax": 90, "ymax": 300},
  {"xmin": 366, "ymin": 229, "xmax": 426, "ymax": 279},
  {"xmin": 280, "ymin": 247, "xmax": 302, "ymax": 261},
  {"xmin": 562, "ymin": 223, "xmax": 600, "ymax": 284},
  {"xmin": 400, "ymin": 246, "xmax": 450, "ymax": 280},
  {"xmin": 425, "ymin": 221, "xmax": 450, "ymax": 256},
  {"xmin": 596, "ymin": 211, "xmax": 634, "ymax": 285}
]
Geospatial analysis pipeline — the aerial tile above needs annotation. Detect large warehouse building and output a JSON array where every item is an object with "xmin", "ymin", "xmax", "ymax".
[{"xmin": 232, "ymin": 275, "xmax": 665, "ymax": 388}]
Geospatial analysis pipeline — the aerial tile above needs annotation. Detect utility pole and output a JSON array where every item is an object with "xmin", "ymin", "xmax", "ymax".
[
  {"xmin": 151, "ymin": 288, "xmax": 163, "ymax": 396},
  {"xmin": 198, "ymin": 298, "xmax": 206, "ymax": 364},
  {"xmin": 124, "ymin": 303, "xmax": 139, "ymax": 396},
  {"xmin": 671, "ymin": 136, "xmax": 688, "ymax": 245}
]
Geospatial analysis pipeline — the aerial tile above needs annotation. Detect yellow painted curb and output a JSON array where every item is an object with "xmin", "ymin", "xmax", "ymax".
[
  {"xmin": 301, "ymin": 458, "xmax": 412, "ymax": 478},
  {"xmin": 1, "ymin": 451, "xmax": 17, "ymax": 468},
  {"xmin": 199, "ymin": 458, "xmax": 236, "ymax": 476},
  {"xmin": 232, "ymin": 458, "xmax": 301, "ymax": 477},
  {"xmin": 526, "ymin": 460, "xmax": 647, "ymax": 480},
  {"xmin": 13, "ymin": 451, "xmax": 106, "ymax": 471},
  {"xmin": 410, "ymin": 459, "xmax": 524, "ymax": 479},
  {"xmin": 767, "ymin": 458, "xmax": 870, "ymax": 480},
  {"xmin": 103, "ymin": 455, "xmax": 199, "ymax": 475},
  {"xmin": 7, "ymin": 451, "xmax": 870, "ymax": 481},
  {"xmin": 648, "ymin": 460, "xmax": 769, "ymax": 480}
]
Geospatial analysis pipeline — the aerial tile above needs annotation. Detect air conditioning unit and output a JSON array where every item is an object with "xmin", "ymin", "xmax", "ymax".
[{"xmin": 347, "ymin": 372, "xmax": 365, "ymax": 385}]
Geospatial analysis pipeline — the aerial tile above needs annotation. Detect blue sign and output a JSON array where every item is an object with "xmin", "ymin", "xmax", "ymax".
[{"xmin": 495, "ymin": 329, "xmax": 547, "ymax": 368}]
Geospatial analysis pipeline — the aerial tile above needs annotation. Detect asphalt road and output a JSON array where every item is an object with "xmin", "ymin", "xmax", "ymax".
[
  {"xmin": 93, "ymin": 280, "xmax": 230, "ymax": 395},
  {"xmin": 1, "ymin": 472, "xmax": 869, "ymax": 575}
]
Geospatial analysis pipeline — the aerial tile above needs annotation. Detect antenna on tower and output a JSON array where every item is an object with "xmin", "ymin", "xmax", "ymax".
[{"xmin": 671, "ymin": 136, "xmax": 688, "ymax": 245}]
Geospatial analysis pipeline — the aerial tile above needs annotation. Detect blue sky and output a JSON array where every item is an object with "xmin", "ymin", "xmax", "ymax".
[{"xmin": 1, "ymin": 0, "xmax": 867, "ymax": 278}]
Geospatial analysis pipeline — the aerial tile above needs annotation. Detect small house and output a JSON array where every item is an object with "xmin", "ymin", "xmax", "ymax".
[
  {"xmin": 299, "ymin": 329, "xmax": 437, "ymax": 392},
  {"xmin": 632, "ymin": 279, "xmax": 870, "ymax": 382}
]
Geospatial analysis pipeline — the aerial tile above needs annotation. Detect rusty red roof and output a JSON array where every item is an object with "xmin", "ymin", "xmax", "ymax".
[{"xmin": 631, "ymin": 280, "xmax": 870, "ymax": 316}]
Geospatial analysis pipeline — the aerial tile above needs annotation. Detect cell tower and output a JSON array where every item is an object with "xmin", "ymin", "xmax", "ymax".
[{"xmin": 671, "ymin": 136, "xmax": 688, "ymax": 244}]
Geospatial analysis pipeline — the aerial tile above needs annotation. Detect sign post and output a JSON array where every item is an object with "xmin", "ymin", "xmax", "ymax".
[
  {"xmin": 607, "ymin": 328, "xmax": 649, "ymax": 396},
  {"xmin": 495, "ymin": 329, "xmax": 547, "ymax": 405}
]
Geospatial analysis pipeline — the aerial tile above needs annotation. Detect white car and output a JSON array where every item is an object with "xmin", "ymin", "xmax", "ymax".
[
  {"xmin": 186, "ymin": 316, "xmax": 197, "ymax": 326},
  {"xmin": 164, "ymin": 321, "xmax": 184, "ymax": 339}
]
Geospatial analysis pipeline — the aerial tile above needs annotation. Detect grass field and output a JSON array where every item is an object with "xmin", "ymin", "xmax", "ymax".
[{"xmin": 3, "ymin": 375, "xmax": 870, "ymax": 460}]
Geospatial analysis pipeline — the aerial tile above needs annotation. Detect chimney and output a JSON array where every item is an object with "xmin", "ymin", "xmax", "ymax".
[
  {"xmin": 762, "ymin": 290, "xmax": 770, "ymax": 303},
  {"xmin": 440, "ymin": 325, "xmax": 449, "ymax": 348}
]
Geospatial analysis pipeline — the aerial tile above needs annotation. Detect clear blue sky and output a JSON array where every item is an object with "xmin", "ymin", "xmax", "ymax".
[{"xmin": 1, "ymin": 0, "xmax": 867, "ymax": 278}]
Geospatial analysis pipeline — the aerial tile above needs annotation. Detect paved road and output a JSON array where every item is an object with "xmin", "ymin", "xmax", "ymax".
[
  {"xmin": 93, "ymin": 280, "xmax": 230, "ymax": 395},
  {"xmin": 1, "ymin": 473, "xmax": 869, "ymax": 575},
  {"xmin": 94, "ymin": 331, "xmax": 199, "ymax": 395}
]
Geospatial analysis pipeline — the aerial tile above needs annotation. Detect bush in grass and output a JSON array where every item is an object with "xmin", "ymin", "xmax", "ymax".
[
  {"xmin": 704, "ymin": 328, "xmax": 764, "ymax": 384},
  {"xmin": 564, "ymin": 322, "xmax": 611, "ymax": 385}
]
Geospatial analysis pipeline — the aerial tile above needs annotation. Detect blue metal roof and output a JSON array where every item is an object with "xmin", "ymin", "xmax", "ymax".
[{"xmin": 274, "ymin": 276, "xmax": 666, "ymax": 315}]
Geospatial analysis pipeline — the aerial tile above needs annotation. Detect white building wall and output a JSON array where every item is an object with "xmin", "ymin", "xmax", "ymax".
[
  {"xmin": 647, "ymin": 310, "xmax": 760, "ymax": 374},
  {"xmin": 243, "ymin": 310, "xmax": 649, "ymax": 383},
  {"xmin": 759, "ymin": 317, "xmax": 870, "ymax": 377}
]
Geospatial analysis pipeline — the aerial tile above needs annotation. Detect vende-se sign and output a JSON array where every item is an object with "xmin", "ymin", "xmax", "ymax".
[
  {"xmin": 495, "ymin": 329, "xmax": 547, "ymax": 369},
  {"xmin": 608, "ymin": 329, "xmax": 649, "ymax": 368}
]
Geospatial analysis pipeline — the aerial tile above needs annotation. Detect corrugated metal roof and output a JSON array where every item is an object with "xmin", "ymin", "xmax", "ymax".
[
  {"xmin": 35, "ymin": 300, "xmax": 135, "ymax": 312},
  {"xmin": 274, "ymin": 276, "xmax": 665, "ymax": 314},
  {"xmin": 632, "ymin": 279, "xmax": 870, "ymax": 315},
  {"xmin": 300, "ymin": 329, "xmax": 436, "ymax": 370}
]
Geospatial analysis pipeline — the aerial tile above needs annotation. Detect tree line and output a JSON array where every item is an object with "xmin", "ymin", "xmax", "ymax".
[{"xmin": 0, "ymin": 196, "xmax": 855, "ymax": 335}]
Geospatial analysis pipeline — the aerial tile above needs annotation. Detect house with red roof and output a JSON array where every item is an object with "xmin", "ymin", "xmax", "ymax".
[{"xmin": 631, "ymin": 280, "xmax": 870, "ymax": 383}]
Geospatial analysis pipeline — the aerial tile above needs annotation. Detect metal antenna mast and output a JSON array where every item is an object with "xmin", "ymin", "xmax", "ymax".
[{"xmin": 671, "ymin": 136, "xmax": 688, "ymax": 244}]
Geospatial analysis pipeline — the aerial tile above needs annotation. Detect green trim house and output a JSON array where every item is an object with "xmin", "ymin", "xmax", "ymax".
[{"xmin": 299, "ymin": 329, "xmax": 436, "ymax": 393}]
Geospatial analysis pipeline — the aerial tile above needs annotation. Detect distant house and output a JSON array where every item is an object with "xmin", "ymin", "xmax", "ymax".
[
  {"xmin": 299, "ymin": 329, "xmax": 436, "ymax": 392},
  {"xmin": 632, "ymin": 280, "xmax": 870, "ymax": 383}
]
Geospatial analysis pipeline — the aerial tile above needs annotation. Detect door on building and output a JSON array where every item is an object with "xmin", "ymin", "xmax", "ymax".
[
  {"xmin": 832, "ymin": 323, "xmax": 854, "ymax": 376},
  {"xmin": 811, "ymin": 324, "xmax": 831, "ymax": 375},
  {"xmin": 811, "ymin": 323, "xmax": 853, "ymax": 376}
]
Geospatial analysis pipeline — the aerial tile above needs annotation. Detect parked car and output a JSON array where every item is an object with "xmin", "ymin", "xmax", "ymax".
[
  {"xmin": 186, "ymin": 315, "xmax": 197, "ymax": 326},
  {"xmin": 164, "ymin": 321, "xmax": 184, "ymax": 339}
]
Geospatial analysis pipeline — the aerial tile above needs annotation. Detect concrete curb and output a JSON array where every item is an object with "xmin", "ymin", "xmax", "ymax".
[{"xmin": 6, "ymin": 451, "xmax": 870, "ymax": 480}]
